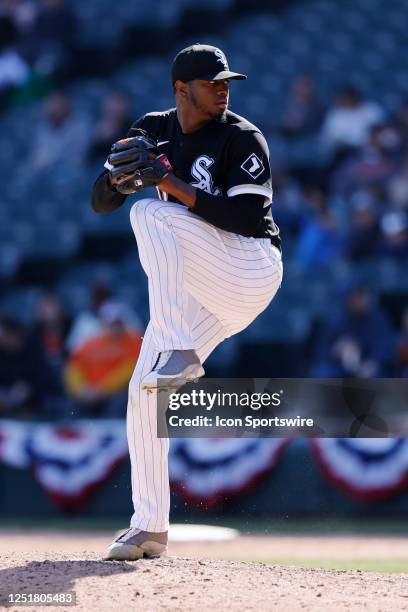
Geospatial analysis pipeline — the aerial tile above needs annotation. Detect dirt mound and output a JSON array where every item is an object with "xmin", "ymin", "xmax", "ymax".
[{"xmin": 0, "ymin": 534, "xmax": 407, "ymax": 611}]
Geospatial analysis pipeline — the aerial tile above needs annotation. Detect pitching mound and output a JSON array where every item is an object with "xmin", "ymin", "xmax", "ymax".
[{"xmin": 0, "ymin": 532, "xmax": 407, "ymax": 611}]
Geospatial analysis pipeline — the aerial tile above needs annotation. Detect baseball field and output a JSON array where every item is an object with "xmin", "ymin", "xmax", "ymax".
[{"xmin": 1, "ymin": 518, "xmax": 408, "ymax": 611}]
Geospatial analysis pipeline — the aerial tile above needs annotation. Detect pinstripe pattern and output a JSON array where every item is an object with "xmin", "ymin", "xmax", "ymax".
[{"xmin": 127, "ymin": 197, "xmax": 282, "ymax": 532}]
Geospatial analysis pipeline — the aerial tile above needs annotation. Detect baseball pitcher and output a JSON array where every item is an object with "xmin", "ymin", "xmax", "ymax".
[{"xmin": 91, "ymin": 44, "xmax": 283, "ymax": 560}]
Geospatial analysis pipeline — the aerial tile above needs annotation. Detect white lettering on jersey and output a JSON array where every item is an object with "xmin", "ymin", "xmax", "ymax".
[
  {"xmin": 241, "ymin": 153, "xmax": 265, "ymax": 179},
  {"xmin": 191, "ymin": 155, "xmax": 222, "ymax": 196}
]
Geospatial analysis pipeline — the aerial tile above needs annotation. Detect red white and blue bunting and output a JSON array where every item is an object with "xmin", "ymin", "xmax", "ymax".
[
  {"xmin": 0, "ymin": 419, "xmax": 129, "ymax": 510},
  {"xmin": 312, "ymin": 438, "xmax": 408, "ymax": 501},
  {"xmin": 169, "ymin": 438, "xmax": 290, "ymax": 507},
  {"xmin": 1, "ymin": 420, "xmax": 408, "ymax": 510},
  {"xmin": 0, "ymin": 420, "xmax": 289, "ymax": 511}
]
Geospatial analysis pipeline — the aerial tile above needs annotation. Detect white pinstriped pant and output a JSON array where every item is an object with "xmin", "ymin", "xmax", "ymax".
[{"xmin": 127, "ymin": 197, "xmax": 283, "ymax": 531}]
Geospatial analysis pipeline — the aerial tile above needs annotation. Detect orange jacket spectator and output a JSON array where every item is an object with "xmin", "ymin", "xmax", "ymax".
[{"xmin": 64, "ymin": 303, "xmax": 142, "ymax": 400}]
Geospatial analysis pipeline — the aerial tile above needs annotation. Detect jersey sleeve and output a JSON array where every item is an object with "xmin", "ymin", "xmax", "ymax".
[{"xmin": 225, "ymin": 130, "xmax": 273, "ymax": 203}]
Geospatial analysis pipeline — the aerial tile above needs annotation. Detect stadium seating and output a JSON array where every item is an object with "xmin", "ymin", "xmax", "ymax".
[{"xmin": 1, "ymin": 0, "xmax": 407, "ymax": 351}]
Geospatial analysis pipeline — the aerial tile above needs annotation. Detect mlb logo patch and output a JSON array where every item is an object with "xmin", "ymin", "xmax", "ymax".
[{"xmin": 241, "ymin": 154, "xmax": 264, "ymax": 179}]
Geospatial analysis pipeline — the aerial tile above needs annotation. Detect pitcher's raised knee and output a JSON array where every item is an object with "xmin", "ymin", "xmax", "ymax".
[{"xmin": 129, "ymin": 198, "xmax": 158, "ymax": 223}]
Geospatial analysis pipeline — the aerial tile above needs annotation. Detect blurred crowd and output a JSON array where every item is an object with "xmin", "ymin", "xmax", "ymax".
[
  {"xmin": 24, "ymin": 88, "xmax": 133, "ymax": 172},
  {"xmin": 271, "ymin": 79, "xmax": 408, "ymax": 267},
  {"xmin": 0, "ymin": 1, "xmax": 408, "ymax": 420},
  {"xmin": 0, "ymin": 282, "xmax": 143, "ymax": 419},
  {"xmin": 0, "ymin": 0, "xmax": 78, "ymax": 110},
  {"xmin": 4, "ymin": 73, "xmax": 407, "ymax": 264},
  {"xmin": 1, "ymin": 278, "xmax": 407, "ymax": 419},
  {"xmin": 7, "ymin": 77, "xmax": 408, "ymax": 261}
]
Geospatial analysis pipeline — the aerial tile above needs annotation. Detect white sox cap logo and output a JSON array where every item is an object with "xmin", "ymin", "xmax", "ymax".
[
  {"xmin": 240, "ymin": 153, "xmax": 265, "ymax": 179},
  {"xmin": 214, "ymin": 48, "xmax": 228, "ymax": 70}
]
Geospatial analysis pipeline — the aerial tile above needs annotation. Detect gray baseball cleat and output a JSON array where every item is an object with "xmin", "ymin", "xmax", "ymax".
[
  {"xmin": 104, "ymin": 527, "xmax": 168, "ymax": 560},
  {"xmin": 141, "ymin": 349, "xmax": 205, "ymax": 391}
]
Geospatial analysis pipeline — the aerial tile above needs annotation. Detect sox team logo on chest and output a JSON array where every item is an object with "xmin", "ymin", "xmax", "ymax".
[
  {"xmin": 191, "ymin": 155, "xmax": 222, "ymax": 196},
  {"xmin": 241, "ymin": 153, "xmax": 265, "ymax": 179}
]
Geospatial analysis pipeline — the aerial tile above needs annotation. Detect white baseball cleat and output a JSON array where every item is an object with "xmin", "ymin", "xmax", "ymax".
[
  {"xmin": 104, "ymin": 527, "xmax": 168, "ymax": 561},
  {"xmin": 141, "ymin": 349, "xmax": 205, "ymax": 391}
]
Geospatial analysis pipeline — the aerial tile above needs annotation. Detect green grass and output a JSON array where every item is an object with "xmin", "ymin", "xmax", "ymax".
[
  {"xmin": 260, "ymin": 558, "xmax": 408, "ymax": 573},
  {"xmin": 2, "ymin": 515, "xmax": 408, "ymax": 535},
  {"xmin": 2, "ymin": 515, "xmax": 408, "ymax": 540},
  {"xmin": 198, "ymin": 515, "xmax": 408, "ymax": 536},
  {"xmin": 0, "ymin": 516, "xmax": 127, "ymax": 531}
]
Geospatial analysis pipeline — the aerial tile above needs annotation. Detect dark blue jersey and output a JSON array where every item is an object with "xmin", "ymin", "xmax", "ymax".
[{"xmin": 93, "ymin": 108, "xmax": 281, "ymax": 249}]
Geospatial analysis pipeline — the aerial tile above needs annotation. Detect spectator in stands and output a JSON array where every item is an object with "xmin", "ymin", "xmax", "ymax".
[
  {"xmin": 387, "ymin": 148, "xmax": 408, "ymax": 210},
  {"xmin": 30, "ymin": 0, "xmax": 77, "ymax": 80},
  {"xmin": 0, "ymin": 0, "xmax": 37, "ymax": 27},
  {"xmin": 312, "ymin": 284, "xmax": 395, "ymax": 377},
  {"xmin": 65, "ymin": 278, "xmax": 113, "ymax": 353},
  {"xmin": 27, "ymin": 292, "xmax": 73, "ymax": 417},
  {"xmin": 280, "ymin": 75, "xmax": 325, "ymax": 138},
  {"xmin": 28, "ymin": 292, "xmax": 71, "ymax": 379},
  {"xmin": 294, "ymin": 185, "xmax": 344, "ymax": 269},
  {"xmin": 87, "ymin": 91, "xmax": 133, "ymax": 163},
  {"xmin": 0, "ymin": 15, "xmax": 29, "ymax": 110},
  {"xmin": 345, "ymin": 190, "xmax": 380, "ymax": 261},
  {"xmin": 0, "ymin": 316, "xmax": 47, "ymax": 416},
  {"xmin": 397, "ymin": 307, "xmax": 408, "ymax": 377},
  {"xmin": 64, "ymin": 300, "xmax": 143, "ymax": 416},
  {"xmin": 320, "ymin": 85, "xmax": 384, "ymax": 168},
  {"xmin": 379, "ymin": 211, "xmax": 408, "ymax": 259},
  {"xmin": 396, "ymin": 97, "xmax": 408, "ymax": 143},
  {"xmin": 331, "ymin": 124, "xmax": 400, "ymax": 195},
  {"xmin": 0, "ymin": 0, "xmax": 38, "ymax": 65},
  {"xmin": 30, "ymin": 90, "xmax": 89, "ymax": 170},
  {"xmin": 271, "ymin": 169, "xmax": 305, "ymax": 239}
]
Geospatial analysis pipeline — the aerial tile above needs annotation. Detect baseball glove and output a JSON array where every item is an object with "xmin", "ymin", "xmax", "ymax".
[{"xmin": 108, "ymin": 129, "xmax": 173, "ymax": 195}]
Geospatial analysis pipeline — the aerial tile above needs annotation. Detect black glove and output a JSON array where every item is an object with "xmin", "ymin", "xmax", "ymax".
[
  {"xmin": 113, "ymin": 154, "xmax": 173, "ymax": 195},
  {"xmin": 108, "ymin": 130, "xmax": 172, "ymax": 195}
]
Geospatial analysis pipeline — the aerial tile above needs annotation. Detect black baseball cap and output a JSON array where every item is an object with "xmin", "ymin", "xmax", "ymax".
[{"xmin": 171, "ymin": 44, "xmax": 247, "ymax": 84}]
